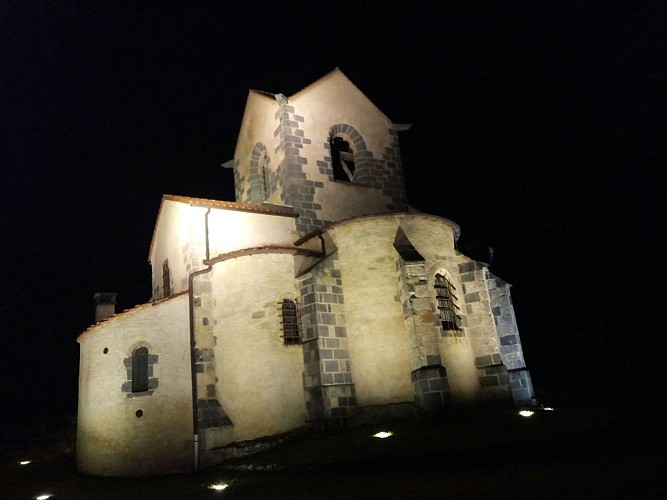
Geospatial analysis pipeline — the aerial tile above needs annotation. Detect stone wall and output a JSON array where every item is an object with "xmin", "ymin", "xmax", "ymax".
[
  {"xmin": 458, "ymin": 260, "xmax": 511, "ymax": 403},
  {"xmin": 298, "ymin": 253, "xmax": 357, "ymax": 422},
  {"xmin": 486, "ymin": 270, "xmax": 536, "ymax": 405},
  {"xmin": 211, "ymin": 253, "xmax": 307, "ymax": 442},
  {"xmin": 330, "ymin": 218, "xmax": 414, "ymax": 407},
  {"xmin": 232, "ymin": 69, "xmax": 409, "ymax": 236},
  {"xmin": 191, "ymin": 268, "xmax": 233, "ymax": 461},
  {"xmin": 396, "ymin": 259, "xmax": 450, "ymax": 414}
]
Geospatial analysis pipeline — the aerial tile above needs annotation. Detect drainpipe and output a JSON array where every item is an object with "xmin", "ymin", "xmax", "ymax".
[{"xmin": 188, "ymin": 208, "xmax": 212, "ymax": 471}]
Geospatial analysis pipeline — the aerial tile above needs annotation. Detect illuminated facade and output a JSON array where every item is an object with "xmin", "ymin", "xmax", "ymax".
[{"xmin": 77, "ymin": 69, "xmax": 534, "ymax": 476}]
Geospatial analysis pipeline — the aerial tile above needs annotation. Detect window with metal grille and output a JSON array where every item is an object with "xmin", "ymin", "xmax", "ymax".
[
  {"xmin": 434, "ymin": 274, "xmax": 460, "ymax": 331},
  {"xmin": 330, "ymin": 136, "xmax": 355, "ymax": 182},
  {"xmin": 132, "ymin": 346, "xmax": 149, "ymax": 392},
  {"xmin": 281, "ymin": 299, "xmax": 301, "ymax": 345}
]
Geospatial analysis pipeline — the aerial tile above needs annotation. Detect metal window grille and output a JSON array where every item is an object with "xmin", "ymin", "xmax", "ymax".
[
  {"xmin": 434, "ymin": 274, "xmax": 460, "ymax": 331},
  {"xmin": 132, "ymin": 346, "xmax": 149, "ymax": 392},
  {"xmin": 281, "ymin": 299, "xmax": 301, "ymax": 345}
]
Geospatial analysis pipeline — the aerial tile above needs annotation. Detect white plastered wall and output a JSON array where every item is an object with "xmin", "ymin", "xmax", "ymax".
[
  {"xmin": 330, "ymin": 217, "xmax": 413, "ymax": 406},
  {"xmin": 211, "ymin": 253, "xmax": 306, "ymax": 441},
  {"xmin": 150, "ymin": 200, "xmax": 299, "ymax": 299},
  {"xmin": 77, "ymin": 295, "xmax": 192, "ymax": 476},
  {"xmin": 150, "ymin": 201, "xmax": 207, "ymax": 298},
  {"xmin": 207, "ymin": 209, "xmax": 299, "ymax": 257}
]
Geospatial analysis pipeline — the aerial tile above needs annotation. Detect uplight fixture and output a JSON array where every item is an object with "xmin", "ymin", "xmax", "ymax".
[
  {"xmin": 208, "ymin": 482, "xmax": 229, "ymax": 491},
  {"xmin": 518, "ymin": 410, "xmax": 535, "ymax": 417},
  {"xmin": 372, "ymin": 431, "xmax": 393, "ymax": 439},
  {"xmin": 19, "ymin": 460, "xmax": 32, "ymax": 465}
]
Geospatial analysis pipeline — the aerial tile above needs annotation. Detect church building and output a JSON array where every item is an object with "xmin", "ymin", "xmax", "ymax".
[{"xmin": 76, "ymin": 69, "xmax": 535, "ymax": 476}]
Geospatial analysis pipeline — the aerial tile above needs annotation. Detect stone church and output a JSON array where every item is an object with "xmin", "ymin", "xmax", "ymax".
[{"xmin": 76, "ymin": 69, "xmax": 535, "ymax": 476}]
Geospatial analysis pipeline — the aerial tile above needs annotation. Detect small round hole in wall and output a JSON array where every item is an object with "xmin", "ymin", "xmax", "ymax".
[
  {"xmin": 103, "ymin": 347, "xmax": 109, "ymax": 354},
  {"xmin": 136, "ymin": 409, "xmax": 143, "ymax": 418}
]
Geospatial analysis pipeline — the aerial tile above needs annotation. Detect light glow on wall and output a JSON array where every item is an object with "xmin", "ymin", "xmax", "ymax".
[
  {"xmin": 372, "ymin": 431, "xmax": 393, "ymax": 438},
  {"xmin": 518, "ymin": 410, "xmax": 535, "ymax": 417}
]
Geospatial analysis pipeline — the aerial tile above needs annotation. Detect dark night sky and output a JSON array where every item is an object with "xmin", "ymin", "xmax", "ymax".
[{"xmin": 1, "ymin": 3, "xmax": 664, "ymax": 432}]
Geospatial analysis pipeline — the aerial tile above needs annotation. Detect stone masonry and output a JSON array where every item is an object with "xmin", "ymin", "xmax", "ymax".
[
  {"xmin": 460, "ymin": 261, "xmax": 535, "ymax": 405},
  {"xmin": 243, "ymin": 98, "xmax": 409, "ymax": 235},
  {"xmin": 486, "ymin": 270, "xmax": 535, "ymax": 405},
  {"xmin": 459, "ymin": 260, "xmax": 510, "ymax": 402},
  {"xmin": 298, "ymin": 253, "xmax": 357, "ymax": 423},
  {"xmin": 192, "ymin": 270, "xmax": 233, "ymax": 450},
  {"xmin": 273, "ymin": 101, "xmax": 325, "ymax": 234},
  {"xmin": 396, "ymin": 258, "xmax": 450, "ymax": 413},
  {"xmin": 247, "ymin": 142, "xmax": 268, "ymax": 203}
]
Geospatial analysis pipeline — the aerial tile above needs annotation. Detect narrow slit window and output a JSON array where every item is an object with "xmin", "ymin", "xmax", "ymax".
[
  {"xmin": 132, "ymin": 347, "xmax": 149, "ymax": 392},
  {"xmin": 330, "ymin": 136, "xmax": 355, "ymax": 182},
  {"xmin": 434, "ymin": 274, "xmax": 460, "ymax": 332},
  {"xmin": 281, "ymin": 299, "xmax": 301, "ymax": 345},
  {"xmin": 262, "ymin": 155, "xmax": 270, "ymax": 196},
  {"xmin": 162, "ymin": 260, "xmax": 171, "ymax": 297}
]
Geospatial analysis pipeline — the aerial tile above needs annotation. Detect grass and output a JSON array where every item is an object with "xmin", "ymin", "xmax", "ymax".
[{"xmin": 2, "ymin": 406, "xmax": 664, "ymax": 499}]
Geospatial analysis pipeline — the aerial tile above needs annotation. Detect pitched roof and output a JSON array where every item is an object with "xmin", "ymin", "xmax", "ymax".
[
  {"xmin": 162, "ymin": 194, "xmax": 297, "ymax": 217},
  {"xmin": 77, "ymin": 292, "xmax": 188, "ymax": 343},
  {"xmin": 248, "ymin": 68, "xmax": 394, "ymax": 123}
]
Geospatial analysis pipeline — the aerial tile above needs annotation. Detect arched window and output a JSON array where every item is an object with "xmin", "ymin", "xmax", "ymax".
[
  {"xmin": 132, "ymin": 347, "xmax": 149, "ymax": 392},
  {"xmin": 330, "ymin": 136, "xmax": 355, "ymax": 182},
  {"xmin": 434, "ymin": 274, "xmax": 460, "ymax": 332},
  {"xmin": 281, "ymin": 299, "xmax": 301, "ymax": 345},
  {"xmin": 249, "ymin": 143, "xmax": 268, "ymax": 203},
  {"xmin": 162, "ymin": 259, "xmax": 171, "ymax": 297}
]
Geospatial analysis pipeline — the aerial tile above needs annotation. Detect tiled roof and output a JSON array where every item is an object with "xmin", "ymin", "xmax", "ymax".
[
  {"xmin": 163, "ymin": 194, "xmax": 298, "ymax": 217},
  {"xmin": 76, "ymin": 292, "xmax": 187, "ymax": 343}
]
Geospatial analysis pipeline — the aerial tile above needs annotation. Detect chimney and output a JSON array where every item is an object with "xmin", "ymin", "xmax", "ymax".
[{"xmin": 94, "ymin": 292, "xmax": 117, "ymax": 322}]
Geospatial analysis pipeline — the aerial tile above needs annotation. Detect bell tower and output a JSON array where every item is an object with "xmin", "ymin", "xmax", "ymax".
[{"xmin": 227, "ymin": 68, "xmax": 410, "ymax": 235}]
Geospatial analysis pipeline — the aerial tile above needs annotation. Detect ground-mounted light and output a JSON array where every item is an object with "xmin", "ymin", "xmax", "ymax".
[
  {"xmin": 542, "ymin": 406, "xmax": 555, "ymax": 411},
  {"xmin": 207, "ymin": 482, "xmax": 229, "ymax": 491},
  {"xmin": 372, "ymin": 431, "xmax": 393, "ymax": 439},
  {"xmin": 35, "ymin": 494, "xmax": 53, "ymax": 500},
  {"xmin": 19, "ymin": 460, "xmax": 32, "ymax": 465},
  {"xmin": 518, "ymin": 410, "xmax": 535, "ymax": 417}
]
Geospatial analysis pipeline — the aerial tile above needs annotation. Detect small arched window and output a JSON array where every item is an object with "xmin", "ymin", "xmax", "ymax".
[
  {"xmin": 281, "ymin": 299, "xmax": 301, "ymax": 345},
  {"xmin": 249, "ymin": 143, "xmax": 268, "ymax": 203},
  {"xmin": 434, "ymin": 274, "xmax": 460, "ymax": 332},
  {"xmin": 132, "ymin": 347, "xmax": 149, "ymax": 392}
]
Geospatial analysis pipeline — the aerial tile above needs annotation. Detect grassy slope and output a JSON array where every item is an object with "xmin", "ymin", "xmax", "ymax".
[{"xmin": 2, "ymin": 407, "xmax": 664, "ymax": 499}]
